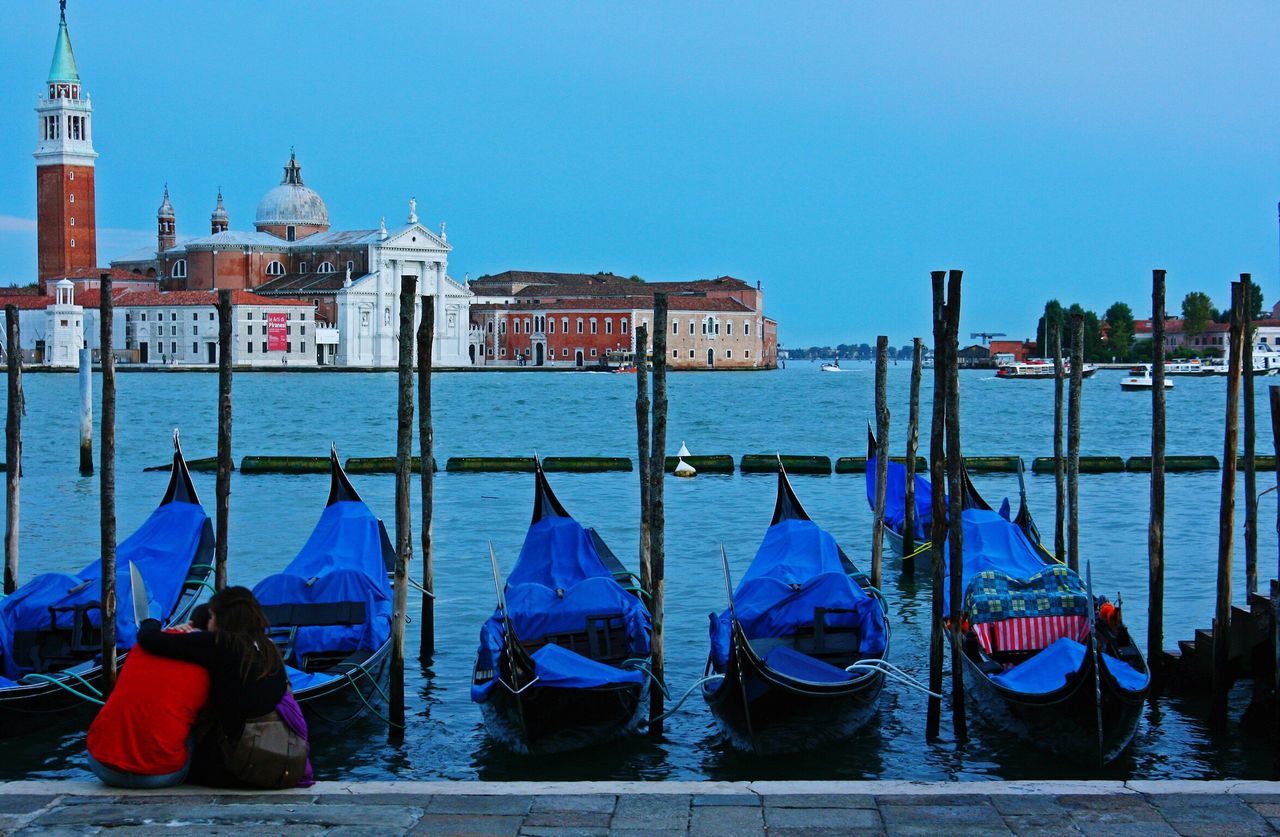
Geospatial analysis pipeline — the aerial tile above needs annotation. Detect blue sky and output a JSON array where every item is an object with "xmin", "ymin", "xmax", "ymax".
[{"xmin": 2, "ymin": 2, "xmax": 1278, "ymax": 345}]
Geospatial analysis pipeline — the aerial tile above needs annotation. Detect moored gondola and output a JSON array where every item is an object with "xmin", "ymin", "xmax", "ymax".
[
  {"xmin": 944, "ymin": 476, "xmax": 1150, "ymax": 764},
  {"xmin": 471, "ymin": 462, "xmax": 652, "ymax": 754},
  {"xmin": 0, "ymin": 432, "xmax": 213, "ymax": 734},
  {"xmin": 865, "ymin": 426, "xmax": 936, "ymax": 569},
  {"xmin": 704, "ymin": 464, "xmax": 890, "ymax": 753},
  {"xmin": 252, "ymin": 448, "xmax": 395, "ymax": 730}
]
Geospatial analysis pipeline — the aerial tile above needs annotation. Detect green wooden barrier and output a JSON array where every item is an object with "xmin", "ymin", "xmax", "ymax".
[
  {"xmin": 239, "ymin": 456, "xmax": 329, "ymax": 474},
  {"xmin": 663, "ymin": 455, "xmax": 735, "ymax": 473},
  {"xmin": 344, "ymin": 456, "xmax": 438, "ymax": 474},
  {"xmin": 1031, "ymin": 456, "xmax": 1124, "ymax": 474},
  {"xmin": 542, "ymin": 457, "xmax": 633, "ymax": 472},
  {"xmin": 446, "ymin": 457, "xmax": 537, "ymax": 473},
  {"xmin": 144, "ymin": 456, "xmax": 223, "ymax": 473},
  {"xmin": 963, "ymin": 456, "xmax": 1023, "ymax": 473},
  {"xmin": 740, "ymin": 454, "xmax": 832, "ymax": 474},
  {"xmin": 1126, "ymin": 455, "xmax": 1220, "ymax": 472},
  {"xmin": 1241, "ymin": 455, "xmax": 1277, "ymax": 470},
  {"xmin": 835, "ymin": 456, "xmax": 927, "ymax": 474}
]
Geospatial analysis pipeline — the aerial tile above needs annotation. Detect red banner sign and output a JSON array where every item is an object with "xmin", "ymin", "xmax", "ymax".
[{"xmin": 267, "ymin": 312, "xmax": 287, "ymax": 351}]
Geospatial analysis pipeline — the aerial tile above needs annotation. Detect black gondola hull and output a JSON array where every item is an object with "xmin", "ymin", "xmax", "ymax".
[
  {"xmin": 960, "ymin": 645, "xmax": 1146, "ymax": 764},
  {"xmin": 478, "ymin": 675, "xmax": 648, "ymax": 755},
  {"xmin": 705, "ymin": 642, "xmax": 885, "ymax": 754},
  {"xmin": 293, "ymin": 639, "xmax": 393, "ymax": 731}
]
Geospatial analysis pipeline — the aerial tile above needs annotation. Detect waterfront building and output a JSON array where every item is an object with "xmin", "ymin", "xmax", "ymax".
[
  {"xmin": 468, "ymin": 272, "xmax": 777, "ymax": 369},
  {"xmin": 1134, "ymin": 317, "xmax": 1280, "ymax": 356}
]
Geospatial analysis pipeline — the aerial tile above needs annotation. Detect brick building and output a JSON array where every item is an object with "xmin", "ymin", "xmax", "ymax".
[{"xmin": 469, "ymin": 272, "xmax": 777, "ymax": 369}]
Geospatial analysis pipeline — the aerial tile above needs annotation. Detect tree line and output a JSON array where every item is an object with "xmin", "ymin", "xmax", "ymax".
[
  {"xmin": 783, "ymin": 344, "xmax": 918, "ymax": 361},
  {"xmin": 1035, "ymin": 277, "xmax": 1265, "ymax": 362}
]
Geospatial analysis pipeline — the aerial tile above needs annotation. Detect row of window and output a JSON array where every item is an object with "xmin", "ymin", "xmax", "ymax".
[
  {"xmin": 173, "ymin": 259, "xmax": 356, "ymax": 279},
  {"xmin": 127, "ymin": 310, "xmax": 308, "ymax": 322},
  {"xmin": 506, "ymin": 316, "xmax": 632, "ymax": 336},
  {"xmin": 670, "ymin": 318, "xmax": 751, "ymax": 336}
]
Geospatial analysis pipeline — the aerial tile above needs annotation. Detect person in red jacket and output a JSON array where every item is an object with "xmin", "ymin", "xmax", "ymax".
[{"xmin": 85, "ymin": 605, "xmax": 211, "ymax": 788}]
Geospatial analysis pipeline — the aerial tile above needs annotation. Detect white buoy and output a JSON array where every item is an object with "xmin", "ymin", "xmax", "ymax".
[{"xmin": 675, "ymin": 440, "xmax": 696, "ymax": 477}]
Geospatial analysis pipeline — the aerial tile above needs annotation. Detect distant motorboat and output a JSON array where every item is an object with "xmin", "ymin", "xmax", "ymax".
[
  {"xmin": 820, "ymin": 360, "xmax": 847, "ymax": 372},
  {"xmin": 995, "ymin": 360, "xmax": 1097, "ymax": 380},
  {"xmin": 1120, "ymin": 366, "xmax": 1173, "ymax": 391}
]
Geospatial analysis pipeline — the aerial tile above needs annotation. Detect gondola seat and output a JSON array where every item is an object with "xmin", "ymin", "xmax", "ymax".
[
  {"xmin": 991, "ymin": 637, "xmax": 1148, "ymax": 694},
  {"xmin": 763, "ymin": 645, "xmax": 854, "ymax": 684}
]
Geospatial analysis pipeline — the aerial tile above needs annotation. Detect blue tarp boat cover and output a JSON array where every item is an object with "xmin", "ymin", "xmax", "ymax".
[
  {"xmin": 0, "ymin": 501, "xmax": 208, "ymax": 682},
  {"xmin": 865, "ymin": 456, "xmax": 934, "ymax": 542},
  {"xmin": 252, "ymin": 500, "xmax": 392, "ymax": 667},
  {"xmin": 943, "ymin": 508, "xmax": 1050, "ymax": 617},
  {"xmin": 472, "ymin": 515, "xmax": 651, "ymax": 703},
  {"xmin": 709, "ymin": 518, "xmax": 886, "ymax": 671},
  {"xmin": 991, "ymin": 637, "xmax": 1150, "ymax": 694},
  {"xmin": 763, "ymin": 644, "xmax": 857, "ymax": 684}
]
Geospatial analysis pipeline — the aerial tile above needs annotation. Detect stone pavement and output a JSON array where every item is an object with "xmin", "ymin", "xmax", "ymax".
[{"xmin": 2, "ymin": 780, "xmax": 1280, "ymax": 835}]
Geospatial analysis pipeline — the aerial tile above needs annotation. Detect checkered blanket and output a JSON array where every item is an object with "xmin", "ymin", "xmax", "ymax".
[{"xmin": 964, "ymin": 565, "xmax": 1088, "ymax": 625}]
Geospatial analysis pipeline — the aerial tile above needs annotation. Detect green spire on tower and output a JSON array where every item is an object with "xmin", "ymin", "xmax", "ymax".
[{"xmin": 48, "ymin": 1, "xmax": 80, "ymax": 84}]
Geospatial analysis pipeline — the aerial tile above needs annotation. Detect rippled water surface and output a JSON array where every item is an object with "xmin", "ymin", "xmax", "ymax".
[{"xmin": 1, "ymin": 362, "xmax": 1275, "ymax": 780}]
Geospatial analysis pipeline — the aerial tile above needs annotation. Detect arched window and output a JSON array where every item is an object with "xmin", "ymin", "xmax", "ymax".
[
  {"xmin": 171, "ymin": 259, "xmax": 187, "ymax": 278},
  {"xmin": 265, "ymin": 261, "xmax": 286, "ymax": 276},
  {"xmin": 318, "ymin": 261, "xmax": 335, "ymax": 273}
]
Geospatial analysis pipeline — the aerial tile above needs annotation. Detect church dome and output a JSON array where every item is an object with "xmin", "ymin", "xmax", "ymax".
[{"xmin": 254, "ymin": 151, "xmax": 328, "ymax": 229}]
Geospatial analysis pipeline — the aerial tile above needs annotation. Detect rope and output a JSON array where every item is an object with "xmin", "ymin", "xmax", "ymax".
[
  {"xmin": 638, "ymin": 675, "xmax": 725, "ymax": 726},
  {"xmin": 844, "ymin": 658, "xmax": 943, "ymax": 699},
  {"xmin": 406, "ymin": 577, "xmax": 435, "ymax": 599},
  {"xmin": 344, "ymin": 665, "xmax": 403, "ymax": 729},
  {"xmin": 901, "ymin": 541, "xmax": 932, "ymax": 561},
  {"xmin": 19, "ymin": 673, "xmax": 105, "ymax": 706},
  {"xmin": 56, "ymin": 668, "xmax": 104, "ymax": 698}
]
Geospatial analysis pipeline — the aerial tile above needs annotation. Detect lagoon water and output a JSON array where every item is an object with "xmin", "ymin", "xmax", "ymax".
[{"xmin": 1, "ymin": 362, "xmax": 1275, "ymax": 781}]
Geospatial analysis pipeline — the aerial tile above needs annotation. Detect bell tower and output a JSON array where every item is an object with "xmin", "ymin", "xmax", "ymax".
[
  {"xmin": 35, "ymin": 1, "xmax": 98, "ymax": 287},
  {"xmin": 157, "ymin": 185, "xmax": 175, "ymax": 253}
]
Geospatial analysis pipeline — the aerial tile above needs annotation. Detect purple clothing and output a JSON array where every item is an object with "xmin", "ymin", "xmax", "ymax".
[{"xmin": 276, "ymin": 691, "xmax": 314, "ymax": 787}]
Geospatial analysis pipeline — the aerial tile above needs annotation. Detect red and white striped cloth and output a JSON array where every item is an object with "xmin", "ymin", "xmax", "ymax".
[{"xmin": 973, "ymin": 615, "xmax": 1090, "ymax": 655}]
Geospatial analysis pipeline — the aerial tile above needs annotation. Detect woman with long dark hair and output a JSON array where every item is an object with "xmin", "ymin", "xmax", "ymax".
[{"xmin": 137, "ymin": 586, "xmax": 302, "ymax": 787}]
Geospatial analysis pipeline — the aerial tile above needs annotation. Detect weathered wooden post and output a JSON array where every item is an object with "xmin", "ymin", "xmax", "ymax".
[
  {"xmin": 1149, "ymin": 270, "xmax": 1167, "ymax": 685},
  {"xmin": 417, "ymin": 295, "xmax": 435, "ymax": 659},
  {"xmin": 1053, "ymin": 326, "xmax": 1066, "ymax": 562},
  {"xmin": 944, "ymin": 269, "xmax": 967, "ymax": 741},
  {"xmin": 647, "ymin": 294, "xmax": 669, "ymax": 733},
  {"xmin": 871, "ymin": 335, "xmax": 890, "ymax": 589},
  {"xmin": 1213, "ymin": 280, "xmax": 1245, "ymax": 721},
  {"xmin": 4, "ymin": 305, "xmax": 22, "ymax": 595},
  {"xmin": 390, "ymin": 275, "xmax": 416, "ymax": 737},
  {"xmin": 79, "ymin": 346, "xmax": 92, "ymax": 476},
  {"xmin": 1067, "ymin": 312, "xmax": 1084, "ymax": 573},
  {"xmin": 1243, "ymin": 276, "xmax": 1258, "ymax": 596},
  {"xmin": 925, "ymin": 271, "xmax": 947, "ymax": 741},
  {"xmin": 99, "ymin": 276, "xmax": 117, "ymax": 691},
  {"xmin": 902, "ymin": 336, "xmax": 923, "ymax": 571},
  {"xmin": 635, "ymin": 324, "xmax": 651, "ymax": 596},
  {"xmin": 215, "ymin": 290, "xmax": 233, "ymax": 592}
]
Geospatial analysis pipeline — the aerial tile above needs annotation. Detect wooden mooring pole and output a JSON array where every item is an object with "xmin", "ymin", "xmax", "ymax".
[
  {"xmin": 79, "ymin": 346, "xmax": 92, "ymax": 476},
  {"xmin": 215, "ymin": 290, "xmax": 232, "ymax": 591},
  {"xmin": 902, "ymin": 337, "xmax": 923, "ymax": 572},
  {"xmin": 635, "ymin": 325, "xmax": 651, "ymax": 599},
  {"xmin": 1067, "ymin": 312, "xmax": 1084, "ymax": 573},
  {"xmin": 1243, "ymin": 276, "xmax": 1258, "ymax": 596},
  {"xmin": 1268, "ymin": 385, "xmax": 1280, "ymax": 762},
  {"xmin": 1053, "ymin": 326, "xmax": 1066, "ymax": 562},
  {"xmin": 1149, "ymin": 270, "xmax": 1167, "ymax": 685},
  {"xmin": 4, "ymin": 305, "xmax": 22, "ymax": 595},
  {"xmin": 417, "ymin": 295, "xmax": 435, "ymax": 660},
  {"xmin": 871, "ymin": 335, "xmax": 890, "ymax": 590},
  {"xmin": 944, "ymin": 269, "xmax": 967, "ymax": 741},
  {"xmin": 925, "ymin": 271, "xmax": 947, "ymax": 742},
  {"xmin": 647, "ymin": 294, "xmax": 669, "ymax": 734},
  {"xmin": 1213, "ymin": 280, "xmax": 1245, "ymax": 722},
  {"xmin": 390, "ymin": 275, "xmax": 416, "ymax": 738},
  {"xmin": 99, "ymin": 275, "xmax": 117, "ymax": 692}
]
